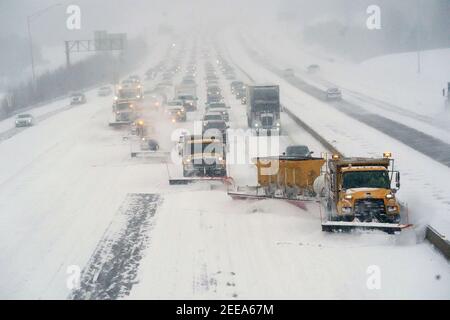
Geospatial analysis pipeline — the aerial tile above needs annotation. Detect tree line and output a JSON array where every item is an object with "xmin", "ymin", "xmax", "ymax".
[{"xmin": 0, "ymin": 37, "xmax": 149, "ymax": 120}]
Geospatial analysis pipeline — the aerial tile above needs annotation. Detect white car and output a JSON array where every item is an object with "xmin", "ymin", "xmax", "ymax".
[
  {"xmin": 283, "ymin": 68, "xmax": 295, "ymax": 77},
  {"xmin": 98, "ymin": 86, "xmax": 112, "ymax": 96},
  {"xmin": 15, "ymin": 114, "xmax": 34, "ymax": 127},
  {"xmin": 70, "ymin": 93, "xmax": 87, "ymax": 105},
  {"xmin": 326, "ymin": 87, "xmax": 342, "ymax": 100}
]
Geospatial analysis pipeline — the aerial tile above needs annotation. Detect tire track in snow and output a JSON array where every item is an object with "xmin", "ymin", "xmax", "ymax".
[{"xmin": 70, "ymin": 193, "xmax": 161, "ymax": 300}]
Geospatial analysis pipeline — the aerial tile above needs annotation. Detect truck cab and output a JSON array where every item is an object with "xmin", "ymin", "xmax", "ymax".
[
  {"xmin": 327, "ymin": 154, "xmax": 401, "ymax": 223},
  {"xmin": 113, "ymin": 101, "xmax": 136, "ymax": 123},
  {"xmin": 177, "ymin": 94, "xmax": 197, "ymax": 111},
  {"xmin": 182, "ymin": 136, "xmax": 226, "ymax": 177},
  {"xmin": 116, "ymin": 81, "xmax": 143, "ymax": 101},
  {"xmin": 246, "ymin": 85, "xmax": 281, "ymax": 133}
]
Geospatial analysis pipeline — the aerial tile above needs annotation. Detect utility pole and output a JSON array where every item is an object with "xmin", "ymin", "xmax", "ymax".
[
  {"xmin": 27, "ymin": 15, "xmax": 36, "ymax": 87},
  {"xmin": 416, "ymin": 0, "xmax": 421, "ymax": 74},
  {"xmin": 26, "ymin": 3, "xmax": 62, "ymax": 89}
]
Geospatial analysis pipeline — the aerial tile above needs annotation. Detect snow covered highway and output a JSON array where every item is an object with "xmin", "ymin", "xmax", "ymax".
[{"xmin": 1, "ymin": 3, "xmax": 450, "ymax": 300}]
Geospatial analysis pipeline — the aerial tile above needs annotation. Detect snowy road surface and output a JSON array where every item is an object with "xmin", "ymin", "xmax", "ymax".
[{"xmin": 0, "ymin": 36, "xmax": 449, "ymax": 300}]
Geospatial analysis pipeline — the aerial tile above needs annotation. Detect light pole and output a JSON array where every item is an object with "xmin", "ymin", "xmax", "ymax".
[
  {"xmin": 27, "ymin": 3, "xmax": 62, "ymax": 87},
  {"xmin": 416, "ymin": 0, "xmax": 421, "ymax": 74}
]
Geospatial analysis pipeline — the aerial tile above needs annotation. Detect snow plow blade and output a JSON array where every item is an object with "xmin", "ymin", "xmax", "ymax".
[
  {"xmin": 169, "ymin": 176, "xmax": 228, "ymax": 185},
  {"xmin": 321, "ymin": 221, "xmax": 412, "ymax": 234},
  {"xmin": 227, "ymin": 188, "xmax": 316, "ymax": 209},
  {"xmin": 109, "ymin": 121, "xmax": 132, "ymax": 127},
  {"xmin": 130, "ymin": 151, "xmax": 170, "ymax": 159}
]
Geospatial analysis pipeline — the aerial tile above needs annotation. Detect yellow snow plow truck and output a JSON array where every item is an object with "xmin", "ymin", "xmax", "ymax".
[{"xmin": 319, "ymin": 153, "xmax": 411, "ymax": 233}]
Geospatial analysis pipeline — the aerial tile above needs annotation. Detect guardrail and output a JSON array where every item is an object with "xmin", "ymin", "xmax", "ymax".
[{"xmin": 426, "ymin": 226, "xmax": 450, "ymax": 260}]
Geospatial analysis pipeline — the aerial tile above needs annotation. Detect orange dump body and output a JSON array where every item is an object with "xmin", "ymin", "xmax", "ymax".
[{"xmin": 255, "ymin": 157, "xmax": 325, "ymax": 192}]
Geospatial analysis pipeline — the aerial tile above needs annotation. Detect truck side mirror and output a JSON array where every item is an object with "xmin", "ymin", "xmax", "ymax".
[{"xmin": 395, "ymin": 172, "xmax": 400, "ymax": 189}]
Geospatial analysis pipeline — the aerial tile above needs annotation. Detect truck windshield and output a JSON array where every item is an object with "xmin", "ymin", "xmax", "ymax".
[
  {"xmin": 342, "ymin": 171, "xmax": 390, "ymax": 189},
  {"xmin": 253, "ymin": 88, "xmax": 278, "ymax": 101},
  {"xmin": 208, "ymin": 103, "xmax": 226, "ymax": 108},
  {"xmin": 286, "ymin": 146, "xmax": 310, "ymax": 157},
  {"xmin": 119, "ymin": 90, "xmax": 138, "ymax": 99},
  {"xmin": 178, "ymin": 95, "xmax": 194, "ymax": 100},
  {"xmin": 188, "ymin": 142, "xmax": 223, "ymax": 155},
  {"xmin": 116, "ymin": 104, "xmax": 131, "ymax": 110},
  {"xmin": 254, "ymin": 103, "xmax": 278, "ymax": 112}
]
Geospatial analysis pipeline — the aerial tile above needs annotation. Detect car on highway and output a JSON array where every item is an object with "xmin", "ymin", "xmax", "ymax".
[
  {"xmin": 166, "ymin": 106, "xmax": 187, "ymax": 123},
  {"xmin": 235, "ymin": 87, "xmax": 246, "ymax": 100},
  {"xmin": 206, "ymin": 79, "xmax": 220, "ymax": 86},
  {"xmin": 166, "ymin": 100, "xmax": 187, "ymax": 122},
  {"xmin": 283, "ymin": 68, "xmax": 295, "ymax": 77},
  {"xmin": 177, "ymin": 94, "xmax": 198, "ymax": 111},
  {"xmin": 203, "ymin": 112, "xmax": 224, "ymax": 122},
  {"xmin": 202, "ymin": 119, "xmax": 228, "ymax": 144},
  {"xmin": 181, "ymin": 78, "xmax": 196, "ymax": 86},
  {"xmin": 284, "ymin": 145, "xmax": 313, "ymax": 158},
  {"xmin": 326, "ymin": 87, "xmax": 342, "ymax": 100},
  {"xmin": 224, "ymin": 72, "xmax": 236, "ymax": 80},
  {"xmin": 307, "ymin": 64, "xmax": 320, "ymax": 73},
  {"xmin": 206, "ymin": 93, "xmax": 223, "ymax": 104},
  {"xmin": 183, "ymin": 75, "xmax": 195, "ymax": 82},
  {"xmin": 230, "ymin": 81, "xmax": 244, "ymax": 94},
  {"xmin": 205, "ymin": 102, "xmax": 230, "ymax": 121},
  {"xmin": 140, "ymin": 137, "xmax": 160, "ymax": 151},
  {"xmin": 97, "ymin": 86, "xmax": 112, "ymax": 96},
  {"xmin": 15, "ymin": 114, "xmax": 34, "ymax": 127},
  {"xmin": 70, "ymin": 92, "xmax": 87, "ymax": 105}
]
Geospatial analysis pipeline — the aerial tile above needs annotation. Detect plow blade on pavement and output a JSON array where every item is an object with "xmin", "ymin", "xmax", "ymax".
[
  {"xmin": 109, "ymin": 121, "xmax": 132, "ymax": 127},
  {"xmin": 321, "ymin": 221, "xmax": 412, "ymax": 234},
  {"xmin": 169, "ymin": 176, "xmax": 230, "ymax": 185},
  {"xmin": 227, "ymin": 186, "xmax": 317, "ymax": 210},
  {"xmin": 131, "ymin": 150, "xmax": 170, "ymax": 159}
]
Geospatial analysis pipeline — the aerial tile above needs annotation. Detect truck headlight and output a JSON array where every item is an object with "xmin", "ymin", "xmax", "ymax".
[
  {"xmin": 344, "ymin": 195, "xmax": 352, "ymax": 200},
  {"xmin": 387, "ymin": 206, "xmax": 398, "ymax": 213},
  {"xmin": 183, "ymin": 158, "xmax": 191, "ymax": 164},
  {"xmin": 386, "ymin": 194, "xmax": 394, "ymax": 199}
]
